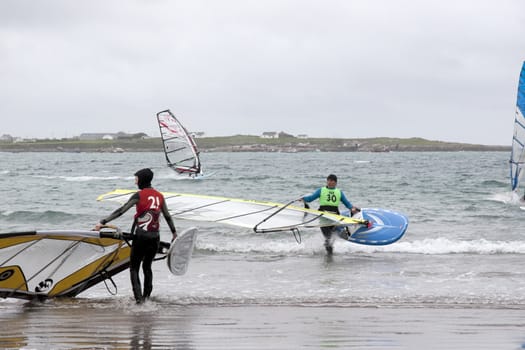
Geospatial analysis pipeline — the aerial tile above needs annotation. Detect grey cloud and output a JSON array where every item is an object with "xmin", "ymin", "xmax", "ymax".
[{"xmin": 1, "ymin": 0, "xmax": 525, "ymax": 144}]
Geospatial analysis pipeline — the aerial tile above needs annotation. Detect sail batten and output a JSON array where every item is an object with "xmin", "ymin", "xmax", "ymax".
[{"xmin": 510, "ymin": 62, "xmax": 525, "ymax": 192}]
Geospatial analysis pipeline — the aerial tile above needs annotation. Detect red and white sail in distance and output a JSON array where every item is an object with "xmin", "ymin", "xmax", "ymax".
[{"xmin": 157, "ymin": 110, "xmax": 202, "ymax": 177}]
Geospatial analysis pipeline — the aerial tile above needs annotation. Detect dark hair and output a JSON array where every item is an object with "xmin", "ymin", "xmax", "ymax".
[
  {"xmin": 135, "ymin": 168, "xmax": 154, "ymax": 189},
  {"xmin": 327, "ymin": 174, "xmax": 337, "ymax": 182}
]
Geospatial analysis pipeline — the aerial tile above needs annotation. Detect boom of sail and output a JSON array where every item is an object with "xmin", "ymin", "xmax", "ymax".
[
  {"xmin": 510, "ymin": 61, "xmax": 525, "ymax": 193},
  {"xmin": 157, "ymin": 109, "xmax": 202, "ymax": 177},
  {"xmin": 97, "ymin": 189, "xmax": 369, "ymax": 234}
]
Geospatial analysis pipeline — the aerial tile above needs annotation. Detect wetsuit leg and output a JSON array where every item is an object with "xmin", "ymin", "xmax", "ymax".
[
  {"xmin": 318, "ymin": 206, "xmax": 339, "ymax": 255},
  {"xmin": 321, "ymin": 226, "xmax": 334, "ymax": 255},
  {"xmin": 130, "ymin": 241, "xmax": 146, "ymax": 304},
  {"xmin": 142, "ymin": 236, "xmax": 159, "ymax": 299}
]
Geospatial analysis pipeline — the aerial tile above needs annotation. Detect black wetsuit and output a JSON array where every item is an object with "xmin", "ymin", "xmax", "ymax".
[
  {"xmin": 100, "ymin": 186, "xmax": 176, "ymax": 303},
  {"xmin": 130, "ymin": 225, "xmax": 159, "ymax": 301}
]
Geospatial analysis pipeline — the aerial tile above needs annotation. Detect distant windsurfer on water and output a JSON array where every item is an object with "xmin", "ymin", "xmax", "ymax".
[
  {"xmin": 94, "ymin": 168, "xmax": 177, "ymax": 304},
  {"xmin": 300, "ymin": 174, "xmax": 360, "ymax": 255}
]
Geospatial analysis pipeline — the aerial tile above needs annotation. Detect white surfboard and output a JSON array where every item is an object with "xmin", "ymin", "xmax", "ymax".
[{"xmin": 166, "ymin": 227, "xmax": 198, "ymax": 275}]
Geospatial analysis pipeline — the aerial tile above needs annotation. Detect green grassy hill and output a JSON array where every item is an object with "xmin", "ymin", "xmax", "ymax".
[{"xmin": 0, "ymin": 135, "xmax": 509, "ymax": 152}]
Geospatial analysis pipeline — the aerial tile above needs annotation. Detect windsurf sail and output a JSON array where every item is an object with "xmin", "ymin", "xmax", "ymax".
[
  {"xmin": 0, "ymin": 229, "xmax": 131, "ymax": 300},
  {"xmin": 97, "ymin": 190, "xmax": 369, "ymax": 234},
  {"xmin": 0, "ymin": 228, "xmax": 190, "ymax": 300},
  {"xmin": 510, "ymin": 62, "xmax": 525, "ymax": 193},
  {"xmin": 157, "ymin": 109, "xmax": 202, "ymax": 177}
]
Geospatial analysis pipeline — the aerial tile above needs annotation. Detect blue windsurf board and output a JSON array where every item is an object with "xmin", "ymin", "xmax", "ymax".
[{"xmin": 337, "ymin": 208, "xmax": 408, "ymax": 245}]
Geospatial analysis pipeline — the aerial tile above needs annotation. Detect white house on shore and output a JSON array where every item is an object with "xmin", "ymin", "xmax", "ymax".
[
  {"xmin": 79, "ymin": 133, "xmax": 115, "ymax": 141},
  {"xmin": 191, "ymin": 131, "xmax": 205, "ymax": 138},
  {"xmin": 261, "ymin": 132, "xmax": 278, "ymax": 138}
]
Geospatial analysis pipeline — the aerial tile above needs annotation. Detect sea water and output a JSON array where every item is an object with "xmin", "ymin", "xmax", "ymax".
[{"xmin": 1, "ymin": 151, "xmax": 525, "ymax": 349}]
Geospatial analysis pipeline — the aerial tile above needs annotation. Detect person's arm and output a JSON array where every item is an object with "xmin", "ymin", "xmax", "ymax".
[
  {"xmin": 94, "ymin": 192, "xmax": 139, "ymax": 230},
  {"xmin": 161, "ymin": 200, "xmax": 177, "ymax": 240},
  {"xmin": 341, "ymin": 191, "xmax": 360, "ymax": 215},
  {"xmin": 302, "ymin": 188, "xmax": 321, "ymax": 203},
  {"xmin": 340, "ymin": 191, "xmax": 353, "ymax": 209}
]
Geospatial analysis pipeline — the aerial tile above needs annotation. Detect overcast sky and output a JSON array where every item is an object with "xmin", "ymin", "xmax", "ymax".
[{"xmin": 2, "ymin": 0, "xmax": 524, "ymax": 145}]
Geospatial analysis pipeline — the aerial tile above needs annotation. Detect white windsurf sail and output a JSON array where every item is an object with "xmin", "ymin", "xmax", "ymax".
[
  {"xmin": 0, "ymin": 228, "xmax": 185, "ymax": 300},
  {"xmin": 510, "ymin": 62, "xmax": 525, "ymax": 193},
  {"xmin": 157, "ymin": 109, "xmax": 202, "ymax": 177},
  {"xmin": 0, "ymin": 230, "xmax": 131, "ymax": 300},
  {"xmin": 97, "ymin": 190, "xmax": 369, "ymax": 234}
]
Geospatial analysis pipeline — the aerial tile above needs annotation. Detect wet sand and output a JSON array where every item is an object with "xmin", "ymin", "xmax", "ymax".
[{"xmin": 1, "ymin": 299, "xmax": 524, "ymax": 349}]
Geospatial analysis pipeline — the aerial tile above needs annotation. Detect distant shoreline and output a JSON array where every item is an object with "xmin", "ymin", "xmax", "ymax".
[{"xmin": 0, "ymin": 136, "xmax": 510, "ymax": 153}]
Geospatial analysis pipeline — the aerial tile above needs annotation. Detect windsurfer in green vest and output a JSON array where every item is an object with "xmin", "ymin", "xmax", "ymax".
[
  {"xmin": 301, "ymin": 174, "xmax": 359, "ymax": 255},
  {"xmin": 94, "ymin": 168, "xmax": 177, "ymax": 304}
]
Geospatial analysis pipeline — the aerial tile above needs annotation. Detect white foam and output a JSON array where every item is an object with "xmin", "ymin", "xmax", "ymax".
[
  {"xmin": 338, "ymin": 237, "xmax": 525, "ymax": 255},
  {"xmin": 487, "ymin": 191, "xmax": 522, "ymax": 204},
  {"xmin": 197, "ymin": 239, "xmax": 318, "ymax": 255},
  {"xmin": 34, "ymin": 175, "xmax": 129, "ymax": 182},
  {"xmin": 196, "ymin": 236, "xmax": 525, "ymax": 256}
]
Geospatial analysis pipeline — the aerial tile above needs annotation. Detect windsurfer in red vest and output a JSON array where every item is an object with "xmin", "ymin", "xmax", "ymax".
[{"xmin": 95, "ymin": 168, "xmax": 177, "ymax": 304}]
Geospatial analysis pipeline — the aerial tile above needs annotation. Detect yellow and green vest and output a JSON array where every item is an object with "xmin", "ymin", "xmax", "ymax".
[{"xmin": 319, "ymin": 187, "xmax": 341, "ymax": 207}]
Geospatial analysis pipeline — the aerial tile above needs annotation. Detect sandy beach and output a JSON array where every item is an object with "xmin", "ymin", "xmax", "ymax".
[{"xmin": 1, "ymin": 299, "xmax": 524, "ymax": 349}]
